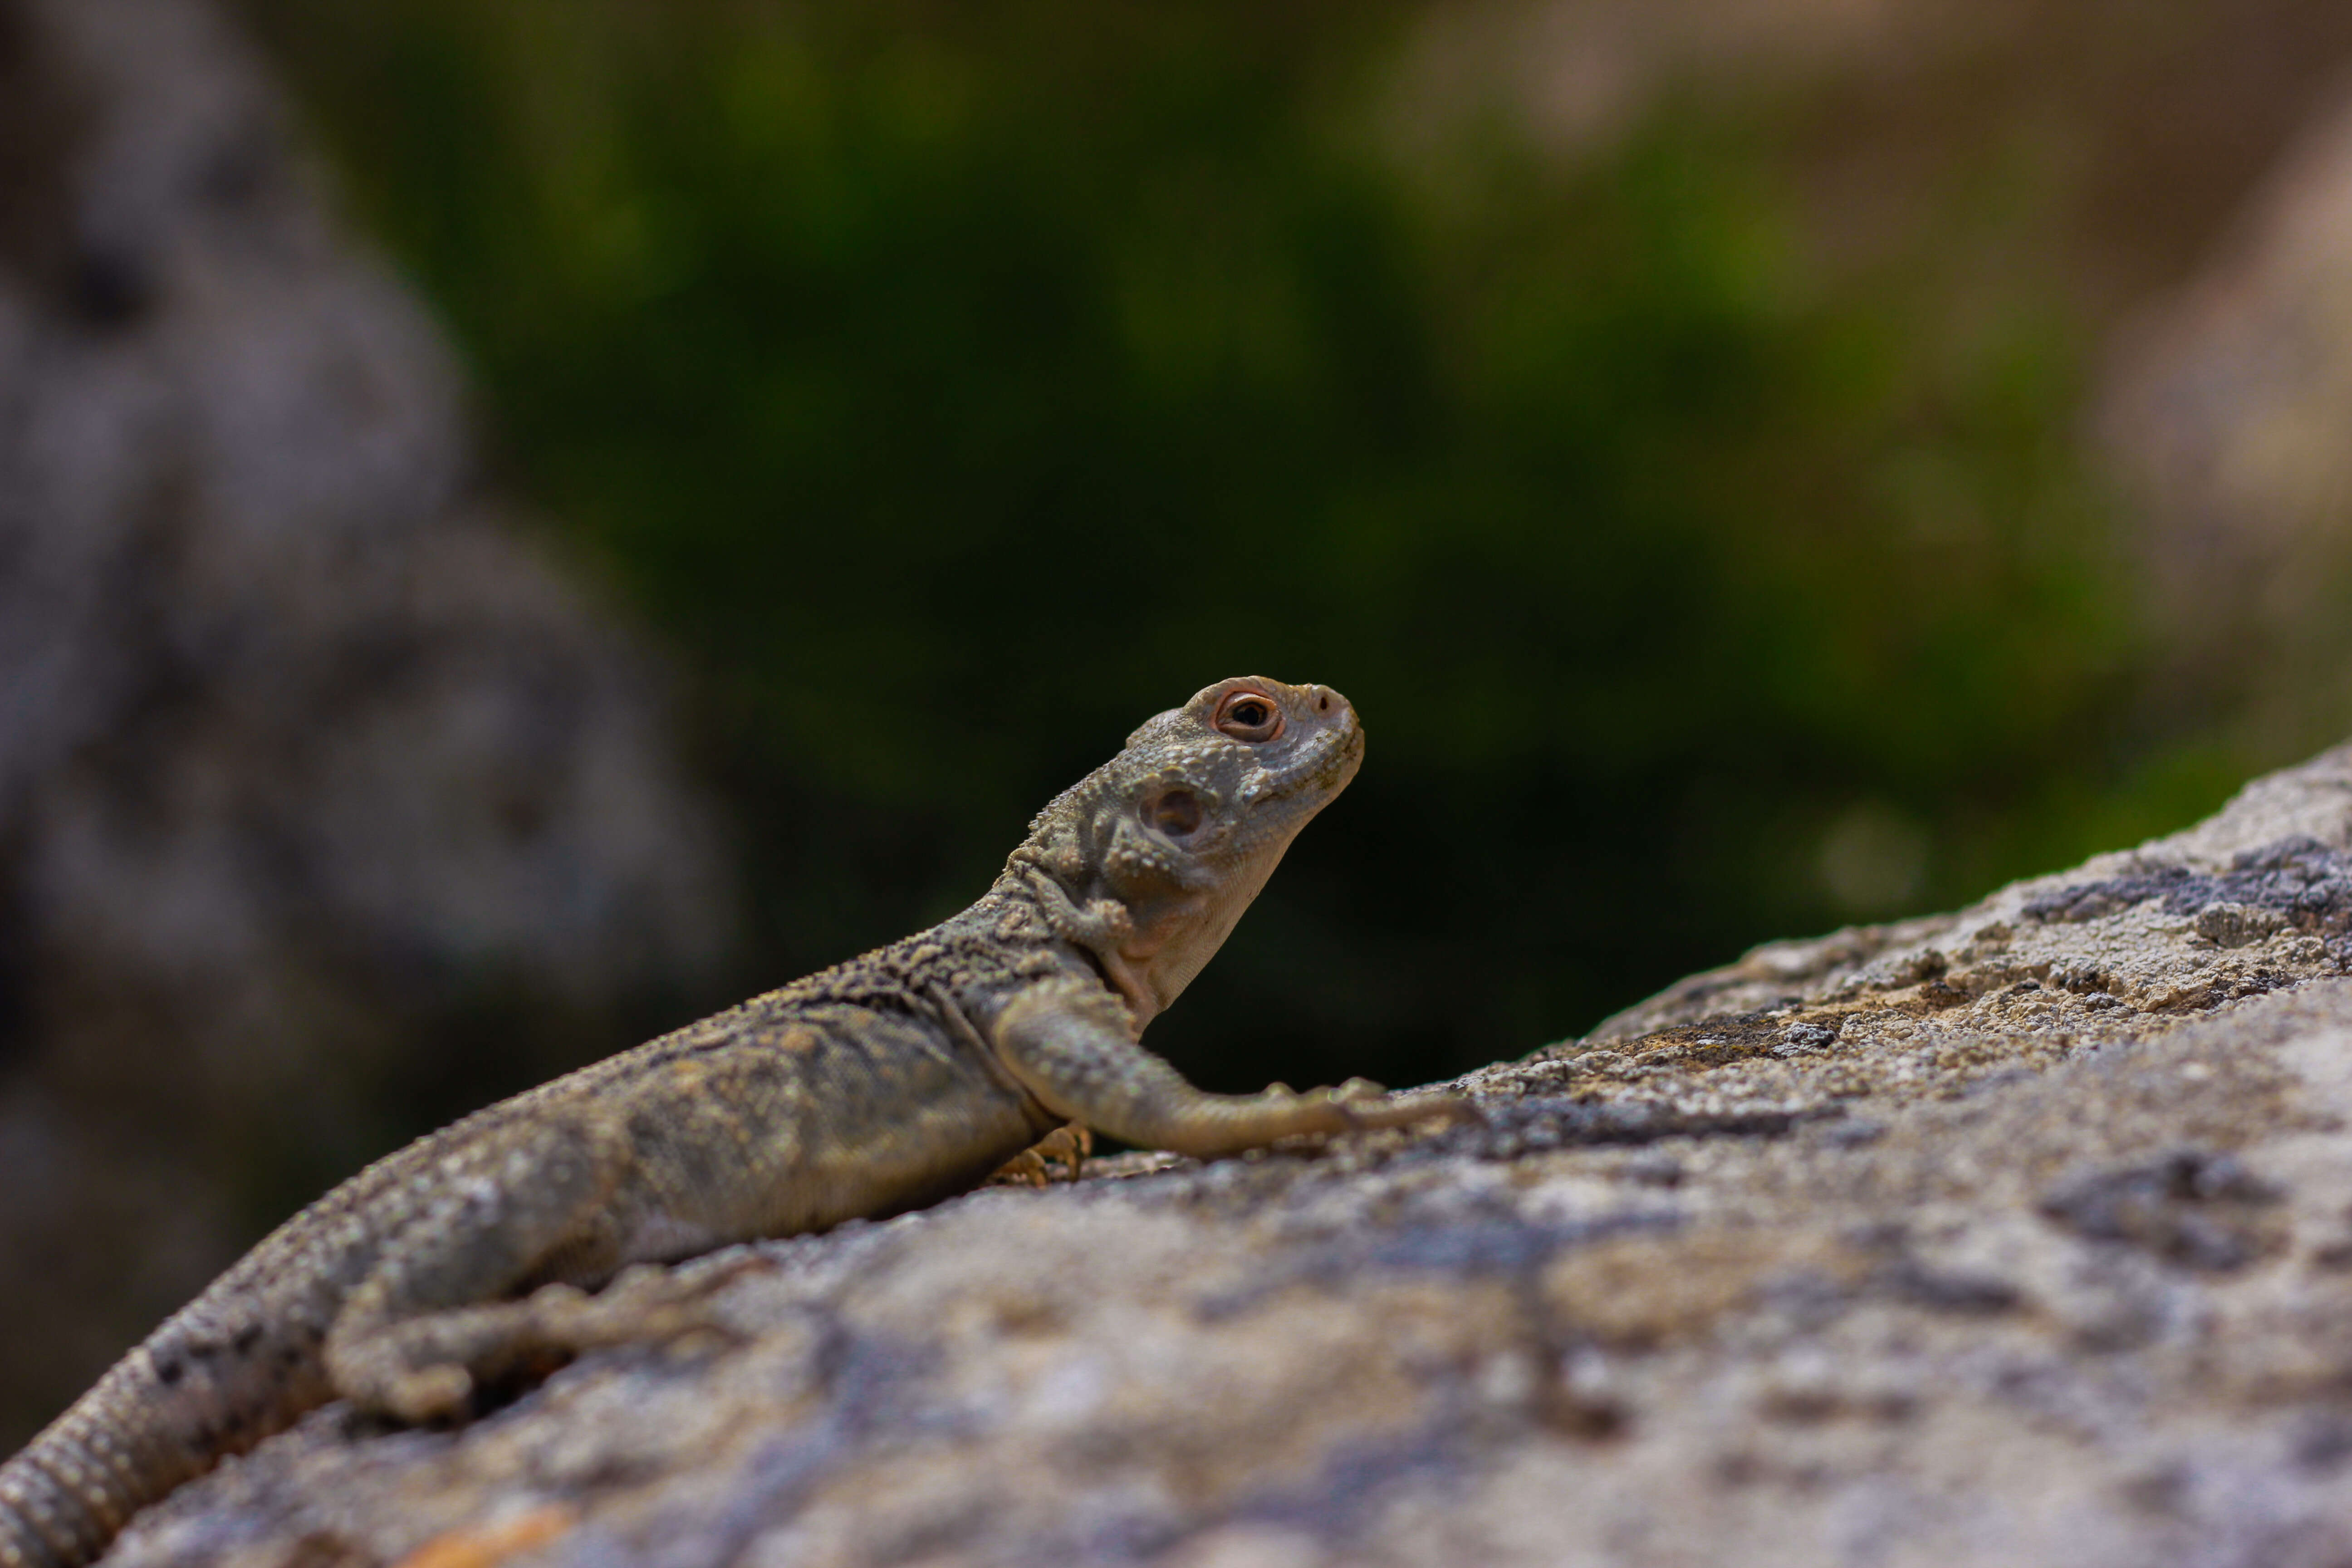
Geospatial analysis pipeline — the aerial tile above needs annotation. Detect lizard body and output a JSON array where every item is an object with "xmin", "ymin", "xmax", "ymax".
[{"xmin": 0, "ymin": 676, "xmax": 1462, "ymax": 1567}]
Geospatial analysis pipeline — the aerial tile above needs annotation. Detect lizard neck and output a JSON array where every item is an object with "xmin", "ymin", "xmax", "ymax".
[{"xmin": 987, "ymin": 848, "xmax": 1171, "ymax": 1033}]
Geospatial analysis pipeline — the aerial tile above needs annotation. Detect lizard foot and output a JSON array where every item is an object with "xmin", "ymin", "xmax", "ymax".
[
  {"xmin": 989, "ymin": 1122, "xmax": 1093, "ymax": 1186},
  {"xmin": 1325, "ymin": 1081, "xmax": 1484, "ymax": 1134},
  {"xmin": 333, "ymin": 1269, "xmax": 746, "ymax": 1423}
]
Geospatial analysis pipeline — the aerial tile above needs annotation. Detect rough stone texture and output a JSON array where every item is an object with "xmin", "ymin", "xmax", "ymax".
[
  {"xmin": 82, "ymin": 744, "xmax": 2352, "ymax": 1567},
  {"xmin": 0, "ymin": 0, "xmax": 730, "ymax": 1443}
]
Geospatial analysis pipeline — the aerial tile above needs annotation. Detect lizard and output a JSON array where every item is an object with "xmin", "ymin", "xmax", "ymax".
[{"xmin": 0, "ymin": 675, "xmax": 1469, "ymax": 1568}]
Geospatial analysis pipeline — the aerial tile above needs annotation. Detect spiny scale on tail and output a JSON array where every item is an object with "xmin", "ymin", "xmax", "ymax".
[{"xmin": 0, "ymin": 677, "xmax": 1470, "ymax": 1567}]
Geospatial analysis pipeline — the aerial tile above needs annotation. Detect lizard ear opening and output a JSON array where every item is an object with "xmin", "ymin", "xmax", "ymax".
[{"xmin": 1146, "ymin": 789, "xmax": 1204, "ymax": 837}]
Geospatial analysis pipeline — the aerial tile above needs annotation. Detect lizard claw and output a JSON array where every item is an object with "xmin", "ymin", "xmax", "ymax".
[
  {"xmin": 991, "ymin": 1148, "xmax": 1053, "ymax": 1188},
  {"xmin": 1036, "ymin": 1122, "xmax": 1092, "ymax": 1181},
  {"xmin": 989, "ymin": 1122, "xmax": 1092, "ymax": 1186}
]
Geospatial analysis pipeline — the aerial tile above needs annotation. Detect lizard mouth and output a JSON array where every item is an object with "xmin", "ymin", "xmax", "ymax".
[{"xmin": 1253, "ymin": 709, "xmax": 1363, "ymax": 808}]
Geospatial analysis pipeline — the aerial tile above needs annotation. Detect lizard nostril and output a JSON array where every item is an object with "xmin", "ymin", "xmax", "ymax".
[{"xmin": 1317, "ymin": 691, "xmax": 1330, "ymax": 712}]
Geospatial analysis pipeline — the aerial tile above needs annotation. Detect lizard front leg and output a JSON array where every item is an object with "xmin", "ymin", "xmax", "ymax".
[{"xmin": 990, "ymin": 977, "xmax": 1471, "ymax": 1159}]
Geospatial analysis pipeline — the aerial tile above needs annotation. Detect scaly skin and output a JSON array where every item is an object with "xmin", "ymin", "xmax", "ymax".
[{"xmin": 0, "ymin": 676, "xmax": 1466, "ymax": 1567}]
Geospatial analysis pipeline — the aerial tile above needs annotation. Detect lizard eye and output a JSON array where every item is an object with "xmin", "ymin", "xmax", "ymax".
[
  {"xmin": 1147, "ymin": 789, "xmax": 1204, "ymax": 837},
  {"xmin": 1212, "ymin": 691, "xmax": 1283, "ymax": 743}
]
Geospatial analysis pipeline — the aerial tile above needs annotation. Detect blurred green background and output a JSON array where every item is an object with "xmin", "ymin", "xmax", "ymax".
[{"xmin": 231, "ymin": 0, "xmax": 2292, "ymax": 1096}]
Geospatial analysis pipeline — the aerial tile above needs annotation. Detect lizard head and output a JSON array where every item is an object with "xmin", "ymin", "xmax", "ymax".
[{"xmin": 1027, "ymin": 676, "xmax": 1364, "ymax": 1025}]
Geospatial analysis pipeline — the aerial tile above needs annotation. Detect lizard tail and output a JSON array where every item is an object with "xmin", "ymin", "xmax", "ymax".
[
  {"xmin": 0, "ymin": 1318, "xmax": 317, "ymax": 1568},
  {"xmin": 1, "ymin": 1351, "xmax": 202, "ymax": 1568}
]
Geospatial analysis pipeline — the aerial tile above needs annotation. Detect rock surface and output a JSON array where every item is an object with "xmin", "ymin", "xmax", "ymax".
[
  {"xmin": 0, "ymin": 0, "xmax": 731, "ymax": 1441},
  {"xmin": 88, "ymin": 741, "xmax": 2352, "ymax": 1567}
]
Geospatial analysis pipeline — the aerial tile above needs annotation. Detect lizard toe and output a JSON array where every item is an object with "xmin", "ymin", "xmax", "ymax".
[{"xmin": 383, "ymin": 1364, "xmax": 474, "ymax": 1425}]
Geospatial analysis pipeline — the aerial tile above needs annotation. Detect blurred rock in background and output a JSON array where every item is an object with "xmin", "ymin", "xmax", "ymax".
[
  {"xmin": 1434, "ymin": 0, "xmax": 2352, "ymax": 761},
  {"xmin": 0, "ymin": 0, "xmax": 733, "ymax": 1443},
  {"xmin": 2102, "ymin": 86, "xmax": 2352, "ymax": 756},
  {"xmin": 1416, "ymin": 3, "xmax": 2352, "ymax": 764}
]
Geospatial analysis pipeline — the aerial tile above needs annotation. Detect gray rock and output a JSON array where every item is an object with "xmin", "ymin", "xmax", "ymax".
[
  {"xmin": 0, "ymin": 0, "xmax": 731, "ymax": 1440},
  {"xmin": 93, "ymin": 741, "xmax": 2352, "ymax": 1566}
]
